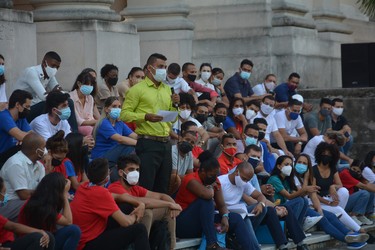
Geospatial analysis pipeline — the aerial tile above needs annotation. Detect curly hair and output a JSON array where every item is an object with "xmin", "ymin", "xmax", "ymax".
[{"xmin": 314, "ymin": 142, "xmax": 340, "ymax": 171}]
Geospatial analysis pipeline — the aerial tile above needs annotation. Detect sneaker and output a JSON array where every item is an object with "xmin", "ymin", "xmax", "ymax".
[
  {"xmin": 345, "ymin": 232, "xmax": 369, "ymax": 243},
  {"xmin": 351, "ymin": 216, "xmax": 363, "ymax": 226},
  {"xmin": 296, "ymin": 244, "xmax": 309, "ymax": 250},
  {"xmin": 303, "ymin": 216, "xmax": 323, "ymax": 231},
  {"xmin": 357, "ymin": 215, "xmax": 374, "ymax": 225},
  {"xmin": 347, "ymin": 242, "xmax": 367, "ymax": 249},
  {"xmin": 368, "ymin": 213, "xmax": 375, "ymax": 220}
]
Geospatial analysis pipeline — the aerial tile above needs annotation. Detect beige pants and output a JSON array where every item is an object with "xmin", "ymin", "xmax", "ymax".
[{"xmin": 140, "ymin": 208, "xmax": 176, "ymax": 249}]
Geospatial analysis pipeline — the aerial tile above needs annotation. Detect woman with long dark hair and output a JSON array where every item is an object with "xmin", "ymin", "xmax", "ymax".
[
  {"xmin": 362, "ymin": 151, "xmax": 375, "ymax": 183},
  {"xmin": 18, "ymin": 172, "xmax": 81, "ymax": 250}
]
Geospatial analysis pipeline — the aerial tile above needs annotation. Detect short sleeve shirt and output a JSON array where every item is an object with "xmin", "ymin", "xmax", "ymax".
[
  {"xmin": 218, "ymin": 174, "xmax": 255, "ymax": 206},
  {"xmin": 52, "ymin": 158, "xmax": 77, "ymax": 179},
  {"xmin": 95, "ymin": 83, "xmax": 119, "ymax": 109},
  {"xmin": 304, "ymin": 111, "xmax": 332, "ymax": 139},
  {"xmin": 108, "ymin": 181, "xmax": 148, "ymax": 197},
  {"xmin": 70, "ymin": 182, "xmax": 120, "ymax": 250},
  {"xmin": 267, "ymin": 175, "xmax": 291, "ymax": 204},
  {"xmin": 172, "ymin": 145, "xmax": 193, "ymax": 175},
  {"xmin": 30, "ymin": 114, "xmax": 71, "ymax": 141},
  {"xmin": 224, "ymin": 73, "xmax": 254, "ymax": 102},
  {"xmin": 362, "ymin": 166, "xmax": 375, "ymax": 184},
  {"xmin": 339, "ymin": 169, "xmax": 360, "ymax": 195},
  {"xmin": 274, "ymin": 83, "xmax": 296, "ymax": 103},
  {"xmin": 302, "ymin": 135, "xmax": 324, "ymax": 165},
  {"xmin": 252, "ymin": 83, "xmax": 267, "ymax": 96},
  {"xmin": 254, "ymin": 112, "xmax": 278, "ymax": 141},
  {"xmin": 164, "ymin": 77, "xmax": 191, "ymax": 94},
  {"xmin": 172, "ymin": 116, "xmax": 202, "ymax": 135},
  {"xmin": 218, "ymin": 154, "xmax": 243, "ymax": 175},
  {"xmin": 91, "ymin": 118, "xmax": 133, "ymax": 159},
  {"xmin": 274, "ymin": 110, "xmax": 304, "ymax": 136},
  {"xmin": 331, "ymin": 115, "xmax": 348, "ymax": 131},
  {"xmin": 0, "ymin": 109, "xmax": 31, "ymax": 153},
  {"xmin": 0, "ymin": 83, "xmax": 7, "ymax": 102},
  {"xmin": 0, "ymin": 215, "xmax": 14, "ymax": 244}
]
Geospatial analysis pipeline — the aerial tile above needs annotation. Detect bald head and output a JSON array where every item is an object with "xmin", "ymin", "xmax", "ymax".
[
  {"xmin": 236, "ymin": 161, "xmax": 254, "ymax": 182},
  {"xmin": 22, "ymin": 132, "xmax": 45, "ymax": 155}
]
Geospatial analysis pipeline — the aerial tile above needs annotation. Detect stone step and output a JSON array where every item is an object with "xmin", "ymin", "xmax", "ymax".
[{"xmin": 175, "ymin": 224, "xmax": 375, "ymax": 250}]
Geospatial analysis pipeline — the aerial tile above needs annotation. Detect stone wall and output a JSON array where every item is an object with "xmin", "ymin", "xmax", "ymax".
[{"xmin": 299, "ymin": 87, "xmax": 375, "ymax": 160}]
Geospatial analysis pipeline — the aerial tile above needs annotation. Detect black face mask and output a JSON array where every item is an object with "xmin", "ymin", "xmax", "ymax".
[
  {"xmin": 349, "ymin": 169, "xmax": 362, "ymax": 180},
  {"xmin": 196, "ymin": 114, "xmax": 208, "ymax": 124},
  {"xmin": 108, "ymin": 77, "xmax": 118, "ymax": 86},
  {"xmin": 320, "ymin": 155, "xmax": 332, "ymax": 165},
  {"xmin": 18, "ymin": 108, "xmax": 30, "ymax": 119},
  {"xmin": 178, "ymin": 141, "xmax": 193, "ymax": 154},
  {"xmin": 187, "ymin": 74, "xmax": 197, "ymax": 82},
  {"xmin": 214, "ymin": 115, "xmax": 226, "ymax": 124},
  {"xmin": 52, "ymin": 158, "xmax": 62, "ymax": 167},
  {"xmin": 204, "ymin": 175, "xmax": 217, "ymax": 185},
  {"xmin": 248, "ymin": 157, "xmax": 260, "ymax": 168},
  {"xmin": 258, "ymin": 131, "xmax": 265, "ymax": 141}
]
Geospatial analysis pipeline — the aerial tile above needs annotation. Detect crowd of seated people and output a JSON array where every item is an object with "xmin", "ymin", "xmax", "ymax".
[{"xmin": 0, "ymin": 51, "xmax": 375, "ymax": 250}]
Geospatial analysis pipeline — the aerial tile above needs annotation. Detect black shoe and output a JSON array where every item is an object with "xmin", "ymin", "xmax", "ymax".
[
  {"xmin": 206, "ymin": 242, "xmax": 232, "ymax": 250},
  {"xmin": 367, "ymin": 233, "xmax": 375, "ymax": 244},
  {"xmin": 296, "ymin": 244, "xmax": 309, "ymax": 250}
]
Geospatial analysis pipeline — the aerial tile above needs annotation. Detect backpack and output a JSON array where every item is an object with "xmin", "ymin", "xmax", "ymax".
[{"xmin": 149, "ymin": 220, "xmax": 171, "ymax": 250}]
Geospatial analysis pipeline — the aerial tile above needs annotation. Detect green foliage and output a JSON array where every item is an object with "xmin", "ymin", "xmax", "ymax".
[{"xmin": 358, "ymin": 0, "xmax": 375, "ymax": 18}]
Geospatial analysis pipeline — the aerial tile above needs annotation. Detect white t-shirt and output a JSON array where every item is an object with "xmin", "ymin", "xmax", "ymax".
[
  {"xmin": 15, "ymin": 65, "xmax": 59, "ymax": 105},
  {"xmin": 172, "ymin": 145, "xmax": 193, "ymax": 175},
  {"xmin": 274, "ymin": 110, "xmax": 304, "ymax": 137},
  {"xmin": 172, "ymin": 116, "xmax": 202, "ymax": 134},
  {"xmin": 164, "ymin": 77, "xmax": 191, "ymax": 94},
  {"xmin": 302, "ymin": 135, "xmax": 324, "ymax": 165},
  {"xmin": 196, "ymin": 79, "xmax": 215, "ymax": 90},
  {"xmin": 218, "ymin": 174, "xmax": 255, "ymax": 207},
  {"xmin": 254, "ymin": 111, "xmax": 278, "ymax": 142},
  {"xmin": 252, "ymin": 83, "xmax": 267, "ymax": 96},
  {"xmin": 30, "ymin": 113, "xmax": 71, "ymax": 141},
  {"xmin": 362, "ymin": 166, "xmax": 375, "ymax": 184},
  {"xmin": 0, "ymin": 83, "xmax": 7, "ymax": 102},
  {"xmin": 0, "ymin": 151, "xmax": 45, "ymax": 201}
]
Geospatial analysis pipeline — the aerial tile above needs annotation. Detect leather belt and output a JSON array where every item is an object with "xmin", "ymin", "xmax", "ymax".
[{"xmin": 138, "ymin": 135, "xmax": 170, "ymax": 143}]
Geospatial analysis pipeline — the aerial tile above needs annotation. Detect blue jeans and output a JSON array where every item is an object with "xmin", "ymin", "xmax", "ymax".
[
  {"xmin": 340, "ymin": 135, "xmax": 353, "ymax": 164},
  {"xmin": 307, "ymin": 208, "xmax": 350, "ymax": 242},
  {"xmin": 284, "ymin": 197, "xmax": 308, "ymax": 226},
  {"xmin": 176, "ymin": 198, "xmax": 258, "ymax": 250},
  {"xmin": 103, "ymin": 144, "xmax": 135, "ymax": 182},
  {"xmin": 54, "ymin": 225, "xmax": 81, "ymax": 250},
  {"xmin": 345, "ymin": 190, "xmax": 375, "ymax": 215}
]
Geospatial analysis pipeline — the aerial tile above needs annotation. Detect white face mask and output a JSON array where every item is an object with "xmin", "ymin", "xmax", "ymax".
[
  {"xmin": 232, "ymin": 107, "xmax": 244, "ymax": 116},
  {"xmin": 281, "ymin": 165, "xmax": 292, "ymax": 176},
  {"xmin": 180, "ymin": 109, "xmax": 191, "ymax": 119},
  {"xmin": 36, "ymin": 147, "xmax": 48, "ymax": 158},
  {"xmin": 123, "ymin": 170, "xmax": 139, "ymax": 185},
  {"xmin": 201, "ymin": 72, "xmax": 211, "ymax": 82},
  {"xmin": 151, "ymin": 67, "xmax": 167, "ymax": 82},
  {"xmin": 166, "ymin": 76, "xmax": 176, "ymax": 85},
  {"xmin": 235, "ymin": 174, "xmax": 248, "ymax": 187},
  {"xmin": 265, "ymin": 82, "xmax": 276, "ymax": 91},
  {"xmin": 246, "ymin": 109, "xmax": 256, "ymax": 120},
  {"xmin": 45, "ymin": 61, "xmax": 58, "ymax": 78},
  {"xmin": 332, "ymin": 107, "xmax": 344, "ymax": 116},
  {"xmin": 260, "ymin": 103, "xmax": 274, "ymax": 115}
]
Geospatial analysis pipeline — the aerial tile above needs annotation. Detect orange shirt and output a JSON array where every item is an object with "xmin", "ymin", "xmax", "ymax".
[{"xmin": 218, "ymin": 153, "xmax": 242, "ymax": 175}]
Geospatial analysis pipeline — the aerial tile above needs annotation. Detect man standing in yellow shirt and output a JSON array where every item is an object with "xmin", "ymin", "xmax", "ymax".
[{"xmin": 121, "ymin": 53, "xmax": 179, "ymax": 193}]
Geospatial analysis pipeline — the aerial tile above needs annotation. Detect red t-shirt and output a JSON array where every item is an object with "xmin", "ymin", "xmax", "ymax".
[
  {"xmin": 108, "ymin": 181, "xmax": 148, "ymax": 197},
  {"xmin": 217, "ymin": 154, "xmax": 242, "ymax": 175},
  {"xmin": 339, "ymin": 169, "xmax": 360, "ymax": 195},
  {"xmin": 18, "ymin": 199, "xmax": 62, "ymax": 232},
  {"xmin": 192, "ymin": 146, "xmax": 204, "ymax": 159},
  {"xmin": 0, "ymin": 215, "xmax": 14, "ymax": 244},
  {"xmin": 70, "ymin": 182, "xmax": 120, "ymax": 250},
  {"xmin": 175, "ymin": 172, "xmax": 221, "ymax": 210}
]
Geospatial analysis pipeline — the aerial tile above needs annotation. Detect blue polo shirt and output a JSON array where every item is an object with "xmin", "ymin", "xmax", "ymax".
[
  {"xmin": 91, "ymin": 118, "xmax": 133, "ymax": 159},
  {"xmin": 224, "ymin": 73, "xmax": 254, "ymax": 102},
  {"xmin": 0, "ymin": 110, "xmax": 31, "ymax": 153},
  {"xmin": 274, "ymin": 83, "xmax": 296, "ymax": 103}
]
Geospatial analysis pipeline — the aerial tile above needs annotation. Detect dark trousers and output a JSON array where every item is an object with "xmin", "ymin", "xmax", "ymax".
[
  {"xmin": 3, "ymin": 232, "xmax": 55, "ymax": 250},
  {"xmin": 281, "ymin": 204, "xmax": 306, "ymax": 244},
  {"xmin": 136, "ymin": 138, "xmax": 172, "ymax": 194},
  {"xmin": 260, "ymin": 207, "xmax": 288, "ymax": 247},
  {"xmin": 176, "ymin": 198, "xmax": 257, "ymax": 250},
  {"xmin": 27, "ymin": 98, "xmax": 78, "ymax": 133}
]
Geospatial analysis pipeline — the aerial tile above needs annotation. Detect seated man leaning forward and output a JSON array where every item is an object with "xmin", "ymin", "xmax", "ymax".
[{"xmin": 108, "ymin": 154, "xmax": 181, "ymax": 249}]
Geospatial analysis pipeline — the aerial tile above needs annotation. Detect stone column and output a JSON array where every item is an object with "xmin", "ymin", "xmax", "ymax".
[
  {"xmin": 122, "ymin": 0, "xmax": 194, "ymax": 65},
  {"xmin": 25, "ymin": 0, "xmax": 140, "ymax": 90},
  {"xmin": 0, "ymin": 2, "xmax": 37, "ymax": 97}
]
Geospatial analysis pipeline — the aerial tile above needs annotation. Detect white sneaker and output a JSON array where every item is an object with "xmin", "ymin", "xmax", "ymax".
[
  {"xmin": 357, "ymin": 215, "xmax": 374, "ymax": 225},
  {"xmin": 303, "ymin": 216, "xmax": 323, "ymax": 231},
  {"xmin": 351, "ymin": 216, "xmax": 363, "ymax": 226}
]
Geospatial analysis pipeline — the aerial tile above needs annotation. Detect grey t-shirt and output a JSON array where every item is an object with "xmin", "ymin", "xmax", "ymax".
[
  {"xmin": 304, "ymin": 111, "xmax": 332, "ymax": 139},
  {"xmin": 172, "ymin": 145, "xmax": 193, "ymax": 175}
]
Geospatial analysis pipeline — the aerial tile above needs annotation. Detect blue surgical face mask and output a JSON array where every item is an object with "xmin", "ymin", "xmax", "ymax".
[
  {"xmin": 289, "ymin": 111, "xmax": 299, "ymax": 120},
  {"xmin": 0, "ymin": 65, "xmax": 5, "ymax": 75},
  {"xmin": 0, "ymin": 193, "xmax": 9, "ymax": 207},
  {"xmin": 245, "ymin": 136, "xmax": 257, "ymax": 146},
  {"xmin": 240, "ymin": 71, "xmax": 251, "ymax": 80},
  {"xmin": 295, "ymin": 163, "xmax": 308, "ymax": 174},
  {"xmin": 80, "ymin": 85, "xmax": 93, "ymax": 95},
  {"xmin": 109, "ymin": 108, "xmax": 121, "ymax": 120},
  {"xmin": 57, "ymin": 107, "xmax": 71, "ymax": 120}
]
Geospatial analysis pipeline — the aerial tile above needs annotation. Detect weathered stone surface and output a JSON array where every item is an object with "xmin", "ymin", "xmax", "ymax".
[{"xmin": 0, "ymin": 0, "xmax": 13, "ymax": 9}]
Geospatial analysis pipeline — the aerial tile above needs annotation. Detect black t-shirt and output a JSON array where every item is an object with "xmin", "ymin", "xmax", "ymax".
[
  {"xmin": 313, "ymin": 165, "xmax": 337, "ymax": 197},
  {"xmin": 331, "ymin": 115, "xmax": 348, "ymax": 131}
]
